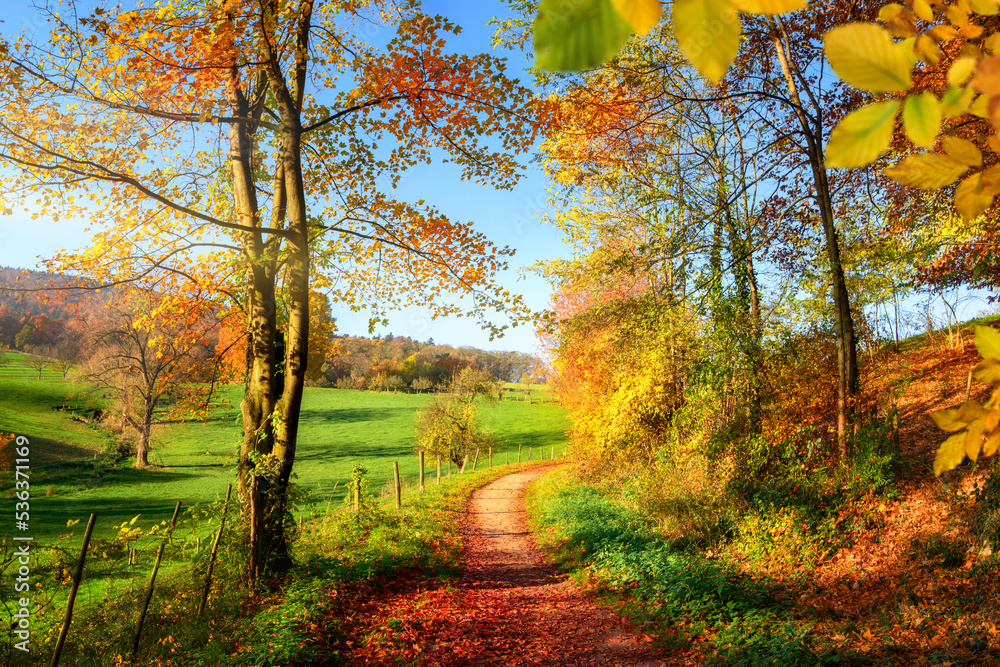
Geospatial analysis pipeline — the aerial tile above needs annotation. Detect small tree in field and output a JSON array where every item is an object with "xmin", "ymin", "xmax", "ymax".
[
  {"xmin": 414, "ymin": 367, "xmax": 500, "ymax": 466},
  {"xmin": 517, "ymin": 372, "xmax": 536, "ymax": 405},
  {"xmin": 28, "ymin": 348, "xmax": 49, "ymax": 380},
  {"xmin": 411, "ymin": 377, "xmax": 433, "ymax": 394},
  {"xmin": 85, "ymin": 291, "xmax": 219, "ymax": 467}
]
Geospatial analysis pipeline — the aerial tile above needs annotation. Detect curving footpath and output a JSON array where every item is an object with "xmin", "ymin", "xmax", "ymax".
[{"xmin": 346, "ymin": 467, "xmax": 667, "ymax": 666}]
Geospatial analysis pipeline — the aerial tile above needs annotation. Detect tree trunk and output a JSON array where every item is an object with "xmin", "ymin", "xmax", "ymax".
[
  {"xmin": 770, "ymin": 19, "xmax": 858, "ymax": 456},
  {"xmin": 225, "ymin": 52, "xmax": 284, "ymax": 582},
  {"xmin": 247, "ymin": 0, "xmax": 314, "ymax": 579},
  {"xmin": 135, "ymin": 399, "xmax": 153, "ymax": 468}
]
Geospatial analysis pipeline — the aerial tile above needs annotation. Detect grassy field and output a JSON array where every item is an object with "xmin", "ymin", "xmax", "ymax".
[{"xmin": 1, "ymin": 376, "xmax": 569, "ymax": 545}]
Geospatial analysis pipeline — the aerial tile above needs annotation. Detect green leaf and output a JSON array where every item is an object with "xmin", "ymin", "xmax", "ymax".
[
  {"xmin": 884, "ymin": 153, "xmax": 969, "ymax": 189},
  {"xmin": 673, "ymin": 0, "xmax": 741, "ymax": 84},
  {"xmin": 825, "ymin": 100, "xmax": 900, "ymax": 168},
  {"xmin": 824, "ymin": 23, "xmax": 913, "ymax": 92},
  {"xmin": 533, "ymin": 0, "xmax": 634, "ymax": 72},
  {"xmin": 975, "ymin": 324, "xmax": 1000, "ymax": 359},
  {"xmin": 902, "ymin": 92, "xmax": 941, "ymax": 147},
  {"xmin": 934, "ymin": 432, "xmax": 968, "ymax": 475}
]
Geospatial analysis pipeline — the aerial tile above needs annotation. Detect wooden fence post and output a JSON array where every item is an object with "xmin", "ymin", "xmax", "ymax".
[
  {"xmin": 489, "ymin": 447, "xmax": 493, "ymax": 467},
  {"xmin": 436, "ymin": 455, "xmax": 441, "ymax": 485},
  {"xmin": 472, "ymin": 448, "xmax": 480, "ymax": 471},
  {"xmin": 393, "ymin": 461, "xmax": 401, "ymax": 509},
  {"xmin": 518, "ymin": 444, "xmax": 522, "ymax": 463},
  {"xmin": 133, "ymin": 501, "xmax": 181, "ymax": 659},
  {"xmin": 419, "ymin": 450, "xmax": 425, "ymax": 492},
  {"xmin": 50, "ymin": 513, "xmax": 96, "ymax": 667},
  {"xmin": 198, "ymin": 485, "xmax": 232, "ymax": 617},
  {"xmin": 528, "ymin": 446, "xmax": 531, "ymax": 462},
  {"xmin": 551, "ymin": 445, "xmax": 555, "ymax": 460},
  {"xmin": 505, "ymin": 451, "xmax": 509, "ymax": 465}
]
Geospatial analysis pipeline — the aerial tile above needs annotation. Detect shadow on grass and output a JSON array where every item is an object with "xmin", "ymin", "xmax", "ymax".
[{"xmin": 298, "ymin": 406, "xmax": 413, "ymax": 424}]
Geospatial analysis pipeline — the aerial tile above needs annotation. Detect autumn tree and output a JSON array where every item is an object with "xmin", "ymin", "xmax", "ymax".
[
  {"xmin": 0, "ymin": 0, "xmax": 550, "ymax": 580},
  {"xmin": 83, "ymin": 291, "xmax": 220, "ymax": 467},
  {"xmin": 414, "ymin": 366, "xmax": 500, "ymax": 466}
]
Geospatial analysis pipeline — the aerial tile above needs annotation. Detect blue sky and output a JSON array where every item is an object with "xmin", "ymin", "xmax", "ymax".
[{"xmin": 0, "ymin": 1, "xmax": 567, "ymax": 355}]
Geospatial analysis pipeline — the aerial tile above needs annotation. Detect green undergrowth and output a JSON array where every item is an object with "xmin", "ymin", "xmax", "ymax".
[
  {"xmin": 525, "ymin": 468, "xmax": 871, "ymax": 666},
  {"xmin": 10, "ymin": 462, "xmax": 542, "ymax": 667}
]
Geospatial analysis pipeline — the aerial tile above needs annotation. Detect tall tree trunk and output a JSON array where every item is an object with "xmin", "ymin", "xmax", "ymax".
[
  {"xmin": 245, "ymin": 0, "xmax": 314, "ymax": 579},
  {"xmin": 225, "ymin": 56, "xmax": 283, "ymax": 582},
  {"xmin": 770, "ymin": 19, "xmax": 858, "ymax": 456}
]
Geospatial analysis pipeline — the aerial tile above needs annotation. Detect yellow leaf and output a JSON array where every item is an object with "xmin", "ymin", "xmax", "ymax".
[
  {"xmin": 880, "ymin": 4, "xmax": 919, "ymax": 37},
  {"xmin": 931, "ymin": 407, "xmax": 970, "ymax": 432},
  {"xmin": 929, "ymin": 24, "xmax": 961, "ymax": 41},
  {"xmin": 976, "ymin": 324, "xmax": 1000, "ymax": 359},
  {"xmin": 730, "ymin": 0, "xmax": 806, "ymax": 13},
  {"xmin": 966, "ymin": 418, "xmax": 986, "ymax": 461},
  {"xmin": 974, "ymin": 56, "xmax": 1000, "ymax": 95},
  {"xmin": 912, "ymin": 0, "xmax": 935, "ymax": 21},
  {"xmin": 971, "ymin": 0, "xmax": 1000, "ymax": 15},
  {"xmin": 956, "ymin": 172, "xmax": 997, "ymax": 220},
  {"xmin": 824, "ymin": 23, "xmax": 913, "ymax": 92},
  {"xmin": 903, "ymin": 93, "xmax": 941, "ymax": 147},
  {"xmin": 986, "ymin": 409, "xmax": 1000, "ymax": 432},
  {"xmin": 984, "ymin": 428, "xmax": 1000, "ymax": 456},
  {"xmin": 985, "ymin": 33, "xmax": 1000, "ymax": 53},
  {"xmin": 825, "ymin": 100, "xmax": 899, "ymax": 168},
  {"xmin": 935, "ymin": 432, "xmax": 968, "ymax": 475},
  {"xmin": 957, "ymin": 400, "xmax": 985, "ymax": 422},
  {"xmin": 969, "ymin": 94, "xmax": 992, "ymax": 118},
  {"xmin": 940, "ymin": 85, "xmax": 976, "ymax": 117},
  {"xmin": 610, "ymin": 0, "xmax": 661, "ymax": 35},
  {"xmin": 974, "ymin": 357, "xmax": 1000, "ymax": 383},
  {"xmin": 948, "ymin": 57, "xmax": 978, "ymax": 86},
  {"xmin": 942, "ymin": 135, "xmax": 983, "ymax": 165},
  {"xmin": 884, "ymin": 152, "xmax": 969, "ymax": 189},
  {"xmin": 914, "ymin": 33, "xmax": 942, "ymax": 65},
  {"xmin": 673, "ymin": 0, "xmax": 741, "ymax": 84},
  {"xmin": 947, "ymin": 5, "xmax": 970, "ymax": 26}
]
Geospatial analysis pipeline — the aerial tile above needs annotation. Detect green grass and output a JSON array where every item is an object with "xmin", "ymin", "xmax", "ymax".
[
  {"xmin": 1, "ymin": 381, "xmax": 568, "ymax": 544},
  {"xmin": 0, "ymin": 377, "xmax": 568, "ymax": 665},
  {"xmin": 15, "ymin": 459, "xmax": 550, "ymax": 667},
  {"xmin": 525, "ymin": 468, "xmax": 867, "ymax": 666}
]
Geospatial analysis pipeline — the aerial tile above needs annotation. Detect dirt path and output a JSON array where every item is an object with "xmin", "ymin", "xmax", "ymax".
[{"xmin": 345, "ymin": 467, "xmax": 666, "ymax": 666}]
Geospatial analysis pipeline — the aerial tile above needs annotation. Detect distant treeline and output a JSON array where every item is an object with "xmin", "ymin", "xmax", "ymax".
[
  {"xmin": 0, "ymin": 267, "xmax": 544, "ymax": 390},
  {"xmin": 310, "ymin": 332, "xmax": 544, "ymax": 392}
]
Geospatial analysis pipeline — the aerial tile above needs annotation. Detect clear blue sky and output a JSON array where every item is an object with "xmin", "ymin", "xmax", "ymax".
[{"xmin": 0, "ymin": 1, "xmax": 566, "ymax": 355}]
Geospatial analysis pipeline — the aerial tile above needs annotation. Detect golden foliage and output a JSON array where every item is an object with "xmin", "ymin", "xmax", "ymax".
[{"xmin": 931, "ymin": 325, "xmax": 1000, "ymax": 475}]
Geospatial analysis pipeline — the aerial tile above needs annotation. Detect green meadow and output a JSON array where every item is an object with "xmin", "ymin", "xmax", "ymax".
[{"xmin": 0, "ymin": 367, "xmax": 569, "ymax": 546}]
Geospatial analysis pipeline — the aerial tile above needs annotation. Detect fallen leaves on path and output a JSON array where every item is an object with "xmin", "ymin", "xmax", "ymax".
[{"xmin": 342, "ymin": 469, "xmax": 671, "ymax": 666}]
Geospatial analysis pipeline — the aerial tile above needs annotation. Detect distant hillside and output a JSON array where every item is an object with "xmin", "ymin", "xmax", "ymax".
[
  {"xmin": 0, "ymin": 267, "xmax": 115, "ymax": 349},
  {"xmin": 0, "ymin": 268, "xmax": 545, "ymax": 385}
]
